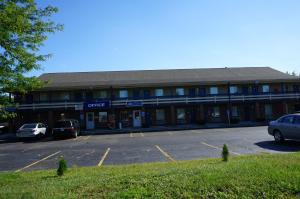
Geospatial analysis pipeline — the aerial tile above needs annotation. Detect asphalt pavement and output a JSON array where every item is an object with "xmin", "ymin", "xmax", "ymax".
[{"xmin": 0, "ymin": 126, "xmax": 300, "ymax": 172}]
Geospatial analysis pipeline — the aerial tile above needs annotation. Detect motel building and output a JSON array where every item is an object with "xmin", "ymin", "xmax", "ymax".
[{"xmin": 13, "ymin": 67, "xmax": 300, "ymax": 130}]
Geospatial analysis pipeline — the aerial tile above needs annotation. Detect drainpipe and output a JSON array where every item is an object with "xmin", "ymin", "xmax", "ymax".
[
  {"xmin": 109, "ymin": 86, "xmax": 116, "ymax": 129},
  {"xmin": 227, "ymin": 82, "xmax": 231, "ymax": 126}
]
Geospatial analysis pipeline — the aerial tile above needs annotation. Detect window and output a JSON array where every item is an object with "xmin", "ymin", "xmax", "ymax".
[
  {"xmin": 156, "ymin": 109, "xmax": 165, "ymax": 122},
  {"xmin": 40, "ymin": 93, "xmax": 48, "ymax": 102},
  {"xmin": 211, "ymin": 107, "xmax": 220, "ymax": 118},
  {"xmin": 119, "ymin": 90, "xmax": 128, "ymax": 98},
  {"xmin": 209, "ymin": 87, "xmax": 218, "ymax": 95},
  {"xmin": 264, "ymin": 104, "xmax": 272, "ymax": 118},
  {"xmin": 177, "ymin": 108, "xmax": 185, "ymax": 120},
  {"xmin": 59, "ymin": 92, "xmax": 70, "ymax": 101},
  {"xmin": 280, "ymin": 116, "xmax": 294, "ymax": 124},
  {"xmin": 74, "ymin": 92, "xmax": 83, "ymax": 101},
  {"xmin": 94, "ymin": 90, "xmax": 107, "ymax": 99},
  {"xmin": 230, "ymin": 86, "xmax": 238, "ymax": 94},
  {"xmin": 120, "ymin": 111, "xmax": 129, "ymax": 127},
  {"xmin": 294, "ymin": 116, "xmax": 300, "ymax": 124},
  {"xmin": 175, "ymin": 88, "xmax": 185, "ymax": 96},
  {"xmin": 99, "ymin": 112, "xmax": 107, "ymax": 123},
  {"xmin": 155, "ymin": 89, "xmax": 164, "ymax": 97},
  {"xmin": 262, "ymin": 85, "xmax": 270, "ymax": 93},
  {"xmin": 231, "ymin": 106, "xmax": 238, "ymax": 117}
]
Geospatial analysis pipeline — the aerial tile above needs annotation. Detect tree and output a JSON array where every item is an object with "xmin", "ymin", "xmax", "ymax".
[{"xmin": 0, "ymin": 0, "xmax": 63, "ymax": 120}]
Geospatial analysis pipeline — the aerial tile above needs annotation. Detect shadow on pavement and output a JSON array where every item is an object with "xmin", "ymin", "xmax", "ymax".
[
  {"xmin": 0, "ymin": 134, "xmax": 90, "ymax": 144},
  {"xmin": 255, "ymin": 140, "xmax": 300, "ymax": 152}
]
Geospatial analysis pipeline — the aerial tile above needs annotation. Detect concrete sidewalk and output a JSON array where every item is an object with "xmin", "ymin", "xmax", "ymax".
[{"xmin": 83, "ymin": 122, "xmax": 266, "ymax": 135}]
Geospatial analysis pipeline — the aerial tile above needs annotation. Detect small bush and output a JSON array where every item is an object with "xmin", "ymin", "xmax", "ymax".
[
  {"xmin": 222, "ymin": 144, "xmax": 229, "ymax": 162},
  {"xmin": 57, "ymin": 158, "xmax": 67, "ymax": 176}
]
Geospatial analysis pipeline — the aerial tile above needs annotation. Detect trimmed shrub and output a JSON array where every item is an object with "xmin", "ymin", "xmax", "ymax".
[
  {"xmin": 222, "ymin": 144, "xmax": 229, "ymax": 162},
  {"xmin": 57, "ymin": 158, "xmax": 67, "ymax": 176}
]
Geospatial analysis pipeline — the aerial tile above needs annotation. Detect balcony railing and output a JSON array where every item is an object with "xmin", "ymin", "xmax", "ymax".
[{"xmin": 16, "ymin": 92, "xmax": 300, "ymax": 110}]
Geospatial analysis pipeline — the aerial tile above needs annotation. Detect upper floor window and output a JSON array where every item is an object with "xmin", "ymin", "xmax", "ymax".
[
  {"xmin": 40, "ymin": 93, "xmax": 48, "ymax": 102},
  {"xmin": 230, "ymin": 86, "xmax": 238, "ymax": 94},
  {"xmin": 209, "ymin": 87, "xmax": 218, "ymax": 95},
  {"xmin": 119, "ymin": 90, "xmax": 128, "ymax": 98},
  {"xmin": 94, "ymin": 90, "xmax": 107, "ymax": 99},
  {"xmin": 176, "ymin": 88, "xmax": 184, "ymax": 96},
  {"xmin": 155, "ymin": 89, "xmax": 164, "ymax": 97},
  {"xmin": 61, "ymin": 92, "xmax": 70, "ymax": 101},
  {"xmin": 262, "ymin": 85, "xmax": 270, "ymax": 93}
]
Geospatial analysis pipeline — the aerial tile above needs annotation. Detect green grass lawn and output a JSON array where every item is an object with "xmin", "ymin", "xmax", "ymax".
[{"xmin": 1, "ymin": 153, "xmax": 300, "ymax": 199}]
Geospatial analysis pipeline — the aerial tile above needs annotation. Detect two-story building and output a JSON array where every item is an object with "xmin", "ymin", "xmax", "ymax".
[{"xmin": 14, "ymin": 67, "xmax": 300, "ymax": 130}]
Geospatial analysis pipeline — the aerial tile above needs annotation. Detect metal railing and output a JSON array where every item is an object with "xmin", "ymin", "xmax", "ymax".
[{"xmin": 16, "ymin": 92, "xmax": 300, "ymax": 110}]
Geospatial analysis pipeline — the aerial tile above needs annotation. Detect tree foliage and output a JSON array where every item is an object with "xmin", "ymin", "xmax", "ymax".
[{"xmin": 0, "ymin": 0, "xmax": 62, "ymax": 119}]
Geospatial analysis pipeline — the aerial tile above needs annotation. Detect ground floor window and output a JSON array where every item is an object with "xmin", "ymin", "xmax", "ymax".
[
  {"xmin": 156, "ymin": 109, "xmax": 165, "ymax": 124},
  {"xmin": 99, "ymin": 112, "xmax": 107, "ymax": 123},
  {"xmin": 211, "ymin": 107, "xmax": 220, "ymax": 118},
  {"xmin": 231, "ymin": 106, "xmax": 239, "ymax": 117},
  {"xmin": 265, "ymin": 104, "xmax": 272, "ymax": 119},
  {"xmin": 120, "ymin": 110, "xmax": 129, "ymax": 127},
  {"xmin": 177, "ymin": 108, "xmax": 186, "ymax": 123}
]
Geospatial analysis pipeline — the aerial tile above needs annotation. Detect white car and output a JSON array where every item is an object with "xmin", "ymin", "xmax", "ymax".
[{"xmin": 16, "ymin": 123, "xmax": 47, "ymax": 138}]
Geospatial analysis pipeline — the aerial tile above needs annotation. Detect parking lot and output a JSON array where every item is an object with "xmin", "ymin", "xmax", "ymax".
[{"xmin": 1, "ymin": 126, "xmax": 300, "ymax": 172}]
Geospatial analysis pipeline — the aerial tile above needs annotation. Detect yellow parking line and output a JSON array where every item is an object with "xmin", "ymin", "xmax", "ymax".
[
  {"xmin": 155, "ymin": 145, "xmax": 176, "ymax": 162},
  {"xmin": 15, "ymin": 151, "xmax": 61, "ymax": 172},
  {"xmin": 98, "ymin": 148, "xmax": 110, "ymax": 166},
  {"xmin": 140, "ymin": 132, "xmax": 144, "ymax": 137},
  {"xmin": 201, "ymin": 142, "xmax": 241, "ymax": 155}
]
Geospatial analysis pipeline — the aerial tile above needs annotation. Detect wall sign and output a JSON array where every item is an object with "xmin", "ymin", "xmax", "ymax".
[{"xmin": 84, "ymin": 101, "xmax": 110, "ymax": 110}]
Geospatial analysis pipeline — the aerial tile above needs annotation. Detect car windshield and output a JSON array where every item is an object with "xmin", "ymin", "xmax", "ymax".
[
  {"xmin": 21, "ymin": 124, "xmax": 37, "ymax": 129},
  {"xmin": 55, "ymin": 121, "xmax": 72, "ymax": 128}
]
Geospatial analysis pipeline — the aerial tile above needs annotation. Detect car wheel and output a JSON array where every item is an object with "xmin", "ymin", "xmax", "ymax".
[{"xmin": 274, "ymin": 130, "xmax": 284, "ymax": 142}]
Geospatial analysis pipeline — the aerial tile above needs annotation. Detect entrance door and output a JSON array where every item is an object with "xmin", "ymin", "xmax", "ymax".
[
  {"xmin": 86, "ymin": 112, "xmax": 95, "ymax": 129},
  {"xmin": 133, "ymin": 110, "xmax": 142, "ymax": 127}
]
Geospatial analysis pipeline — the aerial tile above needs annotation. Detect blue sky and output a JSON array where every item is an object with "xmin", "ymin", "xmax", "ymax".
[{"xmin": 31, "ymin": 0, "xmax": 300, "ymax": 76}]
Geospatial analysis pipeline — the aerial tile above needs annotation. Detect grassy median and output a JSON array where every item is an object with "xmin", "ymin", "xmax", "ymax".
[{"xmin": 1, "ymin": 153, "xmax": 300, "ymax": 198}]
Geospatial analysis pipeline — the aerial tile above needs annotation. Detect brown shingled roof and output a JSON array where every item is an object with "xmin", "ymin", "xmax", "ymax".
[{"xmin": 38, "ymin": 67, "xmax": 299, "ymax": 90}]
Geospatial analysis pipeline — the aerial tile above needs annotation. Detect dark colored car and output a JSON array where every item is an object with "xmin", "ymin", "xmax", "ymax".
[
  {"xmin": 52, "ymin": 119, "xmax": 80, "ymax": 138},
  {"xmin": 268, "ymin": 113, "xmax": 300, "ymax": 142}
]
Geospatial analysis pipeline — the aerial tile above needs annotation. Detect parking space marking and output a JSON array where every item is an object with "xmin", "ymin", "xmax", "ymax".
[
  {"xmin": 98, "ymin": 148, "xmax": 110, "ymax": 166},
  {"xmin": 155, "ymin": 145, "xmax": 176, "ymax": 162},
  {"xmin": 15, "ymin": 151, "xmax": 61, "ymax": 172},
  {"xmin": 73, "ymin": 136, "xmax": 82, "ymax": 141},
  {"xmin": 167, "ymin": 132, "xmax": 173, "ymax": 135},
  {"xmin": 140, "ymin": 132, "xmax": 144, "ymax": 137},
  {"xmin": 201, "ymin": 142, "xmax": 241, "ymax": 155},
  {"xmin": 130, "ymin": 133, "xmax": 133, "ymax": 138},
  {"xmin": 83, "ymin": 136, "xmax": 90, "ymax": 140},
  {"xmin": 76, "ymin": 149, "xmax": 95, "ymax": 159}
]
